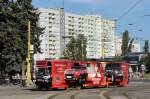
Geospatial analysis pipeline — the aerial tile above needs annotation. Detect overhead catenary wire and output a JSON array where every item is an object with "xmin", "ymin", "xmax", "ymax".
[
  {"xmin": 117, "ymin": 0, "xmax": 144, "ymax": 21},
  {"xmin": 62, "ymin": 0, "xmax": 64, "ymax": 8}
]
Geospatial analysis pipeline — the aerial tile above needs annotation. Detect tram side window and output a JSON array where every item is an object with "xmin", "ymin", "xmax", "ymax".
[
  {"xmin": 105, "ymin": 64, "xmax": 112, "ymax": 71},
  {"xmin": 96, "ymin": 63, "xmax": 100, "ymax": 68},
  {"xmin": 72, "ymin": 63, "xmax": 80, "ymax": 69},
  {"xmin": 112, "ymin": 63, "xmax": 123, "ymax": 74},
  {"xmin": 37, "ymin": 68, "xmax": 45, "ymax": 75},
  {"xmin": 47, "ymin": 62, "xmax": 52, "ymax": 74},
  {"xmin": 112, "ymin": 63, "xmax": 121, "ymax": 71},
  {"xmin": 81, "ymin": 65, "xmax": 86, "ymax": 70}
]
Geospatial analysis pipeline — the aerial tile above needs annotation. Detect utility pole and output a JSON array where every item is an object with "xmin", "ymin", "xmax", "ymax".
[
  {"xmin": 59, "ymin": 0, "xmax": 65, "ymax": 58},
  {"xmin": 60, "ymin": 7, "xmax": 65, "ymax": 57},
  {"xmin": 101, "ymin": 33, "xmax": 104, "ymax": 59},
  {"xmin": 26, "ymin": 21, "xmax": 32, "ymax": 86},
  {"xmin": 62, "ymin": 0, "xmax": 64, "ymax": 8},
  {"xmin": 114, "ymin": 18, "xmax": 117, "ymax": 56},
  {"xmin": 101, "ymin": 18, "xmax": 104, "ymax": 59}
]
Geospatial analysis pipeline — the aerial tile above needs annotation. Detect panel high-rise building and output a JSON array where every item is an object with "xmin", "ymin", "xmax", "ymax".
[
  {"xmin": 101, "ymin": 19, "xmax": 115, "ymax": 57},
  {"xmin": 34, "ymin": 8, "xmax": 115, "ymax": 60}
]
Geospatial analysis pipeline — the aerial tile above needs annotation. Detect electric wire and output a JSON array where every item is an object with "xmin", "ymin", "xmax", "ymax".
[{"xmin": 117, "ymin": 0, "xmax": 144, "ymax": 21}]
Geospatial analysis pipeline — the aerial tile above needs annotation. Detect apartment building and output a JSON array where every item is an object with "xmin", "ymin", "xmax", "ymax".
[
  {"xmin": 101, "ymin": 19, "xmax": 115, "ymax": 57},
  {"xmin": 115, "ymin": 36, "xmax": 122, "ymax": 56},
  {"xmin": 34, "ymin": 8, "xmax": 115, "ymax": 60}
]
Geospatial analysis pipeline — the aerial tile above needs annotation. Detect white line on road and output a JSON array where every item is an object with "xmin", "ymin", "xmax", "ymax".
[{"xmin": 99, "ymin": 91, "xmax": 108, "ymax": 99}]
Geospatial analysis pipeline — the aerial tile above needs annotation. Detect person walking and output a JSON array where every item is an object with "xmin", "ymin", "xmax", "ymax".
[
  {"xmin": 140, "ymin": 63, "xmax": 145, "ymax": 78},
  {"xmin": 129, "ymin": 65, "xmax": 133, "ymax": 79}
]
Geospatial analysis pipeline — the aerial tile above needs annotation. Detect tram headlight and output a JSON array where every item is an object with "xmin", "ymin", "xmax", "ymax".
[{"xmin": 43, "ymin": 75, "xmax": 50, "ymax": 80}]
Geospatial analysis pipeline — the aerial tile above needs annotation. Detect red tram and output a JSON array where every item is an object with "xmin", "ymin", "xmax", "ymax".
[{"xmin": 35, "ymin": 59, "xmax": 129, "ymax": 90}]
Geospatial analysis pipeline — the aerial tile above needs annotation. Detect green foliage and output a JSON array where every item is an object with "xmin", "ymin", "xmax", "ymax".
[
  {"xmin": 128, "ymin": 38, "xmax": 134, "ymax": 53},
  {"xmin": 0, "ymin": 0, "xmax": 43, "ymax": 74},
  {"xmin": 112, "ymin": 56, "xmax": 123, "ymax": 61},
  {"xmin": 143, "ymin": 40, "xmax": 149, "ymax": 71},
  {"xmin": 121, "ymin": 30, "xmax": 134, "ymax": 56},
  {"xmin": 145, "ymin": 53, "xmax": 150, "ymax": 71},
  {"xmin": 121, "ymin": 30, "xmax": 129, "ymax": 55},
  {"xmin": 144, "ymin": 40, "xmax": 149, "ymax": 54},
  {"xmin": 63, "ymin": 34, "xmax": 87, "ymax": 61},
  {"xmin": 0, "ymin": 0, "xmax": 20, "ymax": 73}
]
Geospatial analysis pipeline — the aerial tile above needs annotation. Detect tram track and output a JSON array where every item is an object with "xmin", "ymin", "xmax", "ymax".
[
  {"xmin": 48, "ymin": 88, "xmax": 83, "ymax": 99},
  {"xmin": 48, "ymin": 88, "xmax": 103, "ymax": 99},
  {"xmin": 123, "ymin": 93, "xmax": 139, "ymax": 99},
  {"xmin": 47, "ymin": 83, "xmax": 149, "ymax": 99},
  {"xmin": 102, "ymin": 86, "xmax": 141, "ymax": 99},
  {"xmin": 47, "ymin": 87, "xmax": 120, "ymax": 99},
  {"xmin": 104, "ymin": 92, "xmax": 135, "ymax": 99},
  {"xmin": 48, "ymin": 89, "xmax": 73, "ymax": 99}
]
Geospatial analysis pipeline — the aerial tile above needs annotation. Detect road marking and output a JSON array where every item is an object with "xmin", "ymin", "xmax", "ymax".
[{"xmin": 99, "ymin": 91, "xmax": 108, "ymax": 99}]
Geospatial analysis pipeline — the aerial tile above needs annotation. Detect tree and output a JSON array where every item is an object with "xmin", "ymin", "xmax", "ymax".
[
  {"xmin": 112, "ymin": 56, "xmax": 123, "ymax": 61},
  {"xmin": 0, "ymin": 0, "xmax": 43, "ymax": 77},
  {"xmin": 145, "ymin": 53, "xmax": 150, "ymax": 72},
  {"xmin": 143, "ymin": 40, "xmax": 149, "ymax": 54},
  {"xmin": 121, "ymin": 30, "xmax": 129, "ymax": 55},
  {"xmin": 121, "ymin": 30, "xmax": 134, "ymax": 56},
  {"xmin": 143, "ymin": 40, "xmax": 150, "ymax": 72},
  {"xmin": 15, "ymin": 0, "xmax": 44, "ymax": 80},
  {"xmin": 63, "ymin": 34, "xmax": 87, "ymax": 61},
  {"xmin": 0, "ymin": 0, "xmax": 21, "ymax": 75},
  {"xmin": 128, "ymin": 38, "xmax": 134, "ymax": 53}
]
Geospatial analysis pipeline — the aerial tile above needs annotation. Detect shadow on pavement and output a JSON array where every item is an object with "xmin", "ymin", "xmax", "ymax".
[{"xmin": 24, "ymin": 87, "xmax": 65, "ymax": 92}]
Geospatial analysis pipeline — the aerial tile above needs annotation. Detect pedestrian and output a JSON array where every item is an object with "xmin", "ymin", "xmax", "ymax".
[
  {"xmin": 16, "ymin": 73, "xmax": 20, "ymax": 84},
  {"xmin": 129, "ymin": 65, "xmax": 133, "ymax": 79},
  {"xmin": 140, "ymin": 64, "xmax": 145, "ymax": 78},
  {"xmin": 5, "ymin": 73, "xmax": 10, "ymax": 85}
]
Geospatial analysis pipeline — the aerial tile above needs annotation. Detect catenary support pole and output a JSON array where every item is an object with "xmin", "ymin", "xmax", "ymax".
[{"xmin": 26, "ymin": 21, "xmax": 32, "ymax": 86}]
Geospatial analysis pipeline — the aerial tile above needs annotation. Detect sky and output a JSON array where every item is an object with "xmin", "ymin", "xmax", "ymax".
[{"xmin": 32, "ymin": 0, "xmax": 150, "ymax": 49}]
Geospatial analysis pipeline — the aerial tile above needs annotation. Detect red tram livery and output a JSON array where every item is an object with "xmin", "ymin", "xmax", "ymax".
[{"xmin": 35, "ymin": 59, "xmax": 129, "ymax": 90}]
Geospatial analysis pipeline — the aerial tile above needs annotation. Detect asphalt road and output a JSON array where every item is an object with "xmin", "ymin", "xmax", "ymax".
[{"xmin": 0, "ymin": 80, "xmax": 150, "ymax": 99}]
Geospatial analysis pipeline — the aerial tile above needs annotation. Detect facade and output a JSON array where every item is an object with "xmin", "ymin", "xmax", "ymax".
[
  {"xmin": 115, "ymin": 36, "xmax": 122, "ymax": 56},
  {"xmin": 131, "ymin": 42, "xmax": 141, "ymax": 52},
  {"xmin": 35, "ymin": 8, "xmax": 63, "ymax": 60},
  {"xmin": 101, "ymin": 19, "xmax": 115, "ymax": 58},
  {"xmin": 34, "ymin": 8, "xmax": 115, "ymax": 60},
  {"xmin": 115, "ymin": 36, "xmax": 141, "ymax": 56}
]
